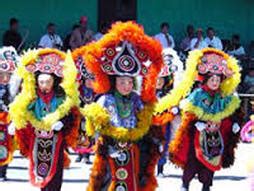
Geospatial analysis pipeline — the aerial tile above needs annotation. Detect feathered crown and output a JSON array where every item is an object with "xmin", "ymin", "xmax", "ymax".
[
  {"xmin": 83, "ymin": 21, "xmax": 163, "ymax": 103},
  {"xmin": 72, "ymin": 46, "xmax": 94, "ymax": 81},
  {"xmin": 25, "ymin": 49, "xmax": 65, "ymax": 77}
]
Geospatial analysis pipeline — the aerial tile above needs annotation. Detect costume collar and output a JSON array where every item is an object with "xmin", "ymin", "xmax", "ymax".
[
  {"xmin": 201, "ymin": 85, "xmax": 220, "ymax": 97},
  {"xmin": 114, "ymin": 90, "xmax": 131, "ymax": 101},
  {"xmin": 37, "ymin": 89, "xmax": 55, "ymax": 104}
]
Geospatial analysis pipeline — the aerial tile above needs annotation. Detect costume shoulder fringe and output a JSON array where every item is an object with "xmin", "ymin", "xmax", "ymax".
[
  {"xmin": 181, "ymin": 95, "xmax": 241, "ymax": 122},
  {"xmin": 81, "ymin": 102, "xmax": 154, "ymax": 142}
]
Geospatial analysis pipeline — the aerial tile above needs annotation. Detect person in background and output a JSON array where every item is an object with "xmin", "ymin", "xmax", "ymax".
[
  {"xmin": 62, "ymin": 24, "xmax": 80, "ymax": 51},
  {"xmin": 204, "ymin": 27, "xmax": 223, "ymax": 50},
  {"xmin": 3, "ymin": 18, "xmax": 23, "ymax": 50},
  {"xmin": 69, "ymin": 16, "xmax": 89, "ymax": 50},
  {"xmin": 84, "ymin": 29, "xmax": 94, "ymax": 44},
  {"xmin": 155, "ymin": 22, "xmax": 175, "ymax": 49},
  {"xmin": 180, "ymin": 25, "xmax": 195, "ymax": 52},
  {"xmin": 227, "ymin": 34, "xmax": 245, "ymax": 58},
  {"xmin": 93, "ymin": 23, "xmax": 108, "ymax": 41},
  {"xmin": 190, "ymin": 28, "xmax": 208, "ymax": 50},
  {"xmin": 248, "ymin": 41, "xmax": 254, "ymax": 59},
  {"xmin": 38, "ymin": 23, "xmax": 63, "ymax": 49},
  {"xmin": 243, "ymin": 68, "xmax": 254, "ymax": 93}
]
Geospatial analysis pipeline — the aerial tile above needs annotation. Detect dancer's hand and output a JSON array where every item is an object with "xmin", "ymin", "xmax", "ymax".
[
  {"xmin": 159, "ymin": 144, "xmax": 164, "ymax": 153},
  {"xmin": 232, "ymin": 123, "xmax": 240, "ymax": 134},
  {"xmin": 8, "ymin": 122, "xmax": 16, "ymax": 135},
  {"xmin": 108, "ymin": 146, "xmax": 121, "ymax": 158},
  {"xmin": 195, "ymin": 121, "xmax": 206, "ymax": 131},
  {"xmin": 51, "ymin": 121, "xmax": 64, "ymax": 131},
  {"xmin": 171, "ymin": 107, "xmax": 179, "ymax": 115}
]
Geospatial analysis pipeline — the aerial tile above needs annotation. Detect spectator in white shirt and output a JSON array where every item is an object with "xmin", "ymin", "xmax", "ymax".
[
  {"xmin": 155, "ymin": 22, "xmax": 175, "ymax": 49},
  {"xmin": 227, "ymin": 34, "xmax": 245, "ymax": 58},
  {"xmin": 204, "ymin": 27, "xmax": 223, "ymax": 50},
  {"xmin": 38, "ymin": 23, "xmax": 63, "ymax": 49},
  {"xmin": 190, "ymin": 28, "xmax": 208, "ymax": 50}
]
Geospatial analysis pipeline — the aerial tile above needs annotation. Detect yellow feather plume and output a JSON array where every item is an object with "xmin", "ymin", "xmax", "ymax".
[{"xmin": 81, "ymin": 103, "xmax": 154, "ymax": 142}]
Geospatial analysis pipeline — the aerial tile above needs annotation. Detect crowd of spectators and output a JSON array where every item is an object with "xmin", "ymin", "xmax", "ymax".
[{"xmin": 2, "ymin": 18, "xmax": 254, "ymax": 94}]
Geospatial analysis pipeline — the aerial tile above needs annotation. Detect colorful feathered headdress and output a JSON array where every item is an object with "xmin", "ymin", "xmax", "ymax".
[
  {"xmin": 72, "ymin": 46, "xmax": 94, "ymax": 81},
  {"xmin": 83, "ymin": 21, "xmax": 163, "ymax": 103},
  {"xmin": 25, "ymin": 49, "xmax": 65, "ymax": 77},
  {"xmin": 0, "ymin": 46, "xmax": 19, "ymax": 73},
  {"xmin": 186, "ymin": 48, "xmax": 241, "ymax": 96},
  {"xmin": 159, "ymin": 48, "xmax": 183, "ymax": 77}
]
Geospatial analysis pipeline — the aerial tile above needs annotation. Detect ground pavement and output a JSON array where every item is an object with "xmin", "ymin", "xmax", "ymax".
[{"xmin": 1, "ymin": 143, "xmax": 253, "ymax": 191}]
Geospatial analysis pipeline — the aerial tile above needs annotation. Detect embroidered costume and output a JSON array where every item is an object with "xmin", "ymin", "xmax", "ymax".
[
  {"xmin": 9, "ymin": 48, "xmax": 80, "ymax": 190},
  {"xmin": 72, "ymin": 46, "xmax": 97, "ymax": 164},
  {"xmin": 169, "ymin": 48, "xmax": 241, "ymax": 191},
  {"xmin": 0, "ymin": 47, "xmax": 20, "ymax": 181},
  {"xmin": 80, "ymin": 21, "xmax": 164, "ymax": 191}
]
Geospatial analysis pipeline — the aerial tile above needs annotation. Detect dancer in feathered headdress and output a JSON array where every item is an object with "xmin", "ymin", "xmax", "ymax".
[
  {"xmin": 169, "ymin": 48, "xmax": 241, "ymax": 191},
  {"xmin": 154, "ymin": 48, "xmax": 183, "ymax": 177},
  {"xmin": 80, "ymin": 21, "xmax": 164, "ymax": 191},
  {"xmin": 72, "ymin": 46, "xmax": 99, "ymax": 164},
  {"xmin": 9, "ymin": 48, "xmax": 80, "ymax": 190},
  {"xmin": 0, "ymin": 46, "xmax": 20, "ymax": 181}
]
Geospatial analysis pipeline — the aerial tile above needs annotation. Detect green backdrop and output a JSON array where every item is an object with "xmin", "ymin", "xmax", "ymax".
[
  {"xmin": 0, "ymin": 0, "xmax": 98, "ymax": 47},
  {"xmin": 138, "ymin": 0, "xmax": 254, "ymax": 46},
  {"xmin": 0, "ymin": 0, "xmax": 253, "ymax": 47}
]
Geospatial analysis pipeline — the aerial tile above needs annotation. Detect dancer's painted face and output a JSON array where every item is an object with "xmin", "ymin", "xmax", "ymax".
[
  {"xmin": 206, "ymin": 75, "xmax": 221, "ymax": 91},
  {"xmin": 0, "ymin": 72, "xmax": 11, "ymax": 85},
  {"xmin": 116, "ymin": 76, "xmax": 134, "ymax": 96},
  {"xmin": 156, "ymin": 77, "xmax": 165, "ymax": 90},
  {"xmin": 38, "ymin": 74, "xmax": 54, "ymax": 94}
]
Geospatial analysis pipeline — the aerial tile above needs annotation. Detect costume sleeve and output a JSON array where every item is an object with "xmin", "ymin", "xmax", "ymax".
[
  {"xmin": 16, "ymin": 125, "xmax": 34, "ymax": 158},
  {"xmin": 87, "ymin": 137, "xmax": 110, "ymax": 191},
  {"xmin": 62, "ymin": 107, "xmax": 81, "ymax": 149},
  {"xmin": 153, "ymin": 111, "xmax": 175, "ymax": 126},
  {"xmin": 169, "ymin": 112, "xmax": 197, "ymax": 168},
  {"xmin": 138, "ymin": 125, "xmax": 164, "ymax": 191},
  {"xmin": 220, "ymin": 116, "xmax": 240, "ymax": 168}
]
